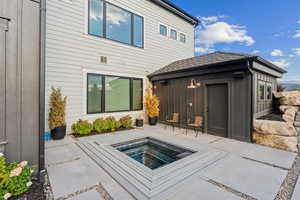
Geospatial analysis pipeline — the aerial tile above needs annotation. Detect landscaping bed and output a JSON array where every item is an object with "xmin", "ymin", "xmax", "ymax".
[
  {"xmin": 71, "ymin": 115, "xmax": 136, "ymax": 138},
  {"xmin": 11, "ymin": 179, "xmax": 45, "ymax": 200},
  {"xmin": 72, "ymin": 127, "xmax": 135, "ymax": 138}
]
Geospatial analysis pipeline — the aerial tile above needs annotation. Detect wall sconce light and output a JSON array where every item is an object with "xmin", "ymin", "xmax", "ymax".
[{"xmin": 187, "ymin": 79, "xmax": 201, "ymax": 89}]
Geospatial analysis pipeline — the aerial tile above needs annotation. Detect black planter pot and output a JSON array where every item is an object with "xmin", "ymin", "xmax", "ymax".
[
  {"xmin": 136, "ymin": 119, "xmax": 144, "ymax": 127},
  {"xmin": 51, "ymin": 125, "xmax": 66, "ymax": 140},
  {"xmin": 148, "ymin": 117, "xmax": 158, "ymax": 126}
]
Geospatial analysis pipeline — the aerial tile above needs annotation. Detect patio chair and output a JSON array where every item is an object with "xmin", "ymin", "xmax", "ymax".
[
  {"xmin": 166, "ymin": 113, "xmax": 179, "ymax": 132},
  {"xmin": 187, "ymin": 116, "xmax": 204, "ymax": 137}
]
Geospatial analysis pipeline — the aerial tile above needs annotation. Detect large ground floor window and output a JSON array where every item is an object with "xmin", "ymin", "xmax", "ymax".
[{"xmin": 87, "ymin": 73, "xmax": 143, "ymax": 114}]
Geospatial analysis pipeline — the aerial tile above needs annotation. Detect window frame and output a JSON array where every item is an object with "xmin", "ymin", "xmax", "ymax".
[
  {"xmin": 266, "ymin": 83, "xmax": 273, "ymax": 100},
  {"xmin": 180, "ymin": 33, "xmax": 186, "ymax": 43},
  {"xmin": 86, "ymin": 73, "xmax": 143, "ymax": 114},
  {"xmin": 258, "ymin": 81, "xmax": 266, "ymax": 101},
  {"xmin": 88, "ymin": 0, "xmax": 144, "ymax": 48},
  {"xmin": 159, "ymin": 24, "xmax": 168, "ymax": 36},
  {"xmin": 170, "ymin": 29, "xmax": 177, "ymax": 40}
]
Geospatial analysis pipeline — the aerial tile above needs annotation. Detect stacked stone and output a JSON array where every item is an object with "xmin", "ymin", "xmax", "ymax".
[{"xmin": 253, "ymin": 91, "xmax": 300, "ymax": 152}]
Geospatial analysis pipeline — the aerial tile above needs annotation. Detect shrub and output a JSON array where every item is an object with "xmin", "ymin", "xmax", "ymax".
[
  {"xmin": 48, "ymin": 87, "xmax": 67, "ymax": 130},
  {"xmin": 106, "ymin": 117, "xmax": 120, "ymax": 131},
  {"xmin": 72, "ymin": 119, "xmax": 93, "ymax": 135},
  {"xmin": 0, "ymin": 154, "xmax": 33, "ymax": 200},
  {"xmin": 145, "ymin": 87, "xmax": 159, "ymax": 118},
  {"xmin": 119, "ymin": 115, "xmax": 133, "ymax": 128},
  {"xmin": 93, "ymin": 118, "xmax": 109, "ymax": 132}
]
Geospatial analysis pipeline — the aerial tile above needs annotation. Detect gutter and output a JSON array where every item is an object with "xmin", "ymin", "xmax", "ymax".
[
  {"xmin": 39, "ymin": 0, "xmax": 46, "ymax": 179},
  {"xmin": 151, "ymin": 0, "xmax": 199, "ymax": 26},
  {"xmin": 247, "ymin": 61, "xmax": 254, "ymax": 143}
]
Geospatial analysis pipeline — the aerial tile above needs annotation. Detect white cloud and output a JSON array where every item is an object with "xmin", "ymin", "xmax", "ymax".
[
  {"xmin": 297, "ymin": 20, "xmax": 300, "ymax": 24},
  {"xmin": 106, "ymin": 6, "xmax": 130, "ymax": 25},
  {"xmin": 279, "ymin": 75, "xmax": 300, "ymax": 84},
  {"xmin": 195, "ymin": 47, "xmax": 215, "ymax": 53},
  {"xmin": 292, "ymin": 48, "xmax": 300, "ymax": 56},
  {"xmin": 293, "ymin": 30, "xmax": 300, "ymax": 38},
  {"xmin": 270, "ymin": 49, "xmax": 284, "ymax": 56},
  {"xmin": 197, "ymin": 22, "xmax": 255, "ymax": 47},
  {"xmin": 272, "ymin": 59, "xmax": 290, "ymax": 68},
  {"xmin": 251, "ymin": 50, "xmax": 260, "ymax": 54},
  {"xmin": 199, "ymin": 16, "xmax": 228, "ymax": 24}
]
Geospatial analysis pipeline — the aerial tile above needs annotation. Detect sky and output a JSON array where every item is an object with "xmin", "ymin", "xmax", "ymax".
[{"xmin": 170, "ymin": 0, "xmax": 300, "ymax": 84}]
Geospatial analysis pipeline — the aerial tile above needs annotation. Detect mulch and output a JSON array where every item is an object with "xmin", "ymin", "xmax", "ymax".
[{"xmin": 10, "ymin": 179, "xmax": 45, "ymax": 200}]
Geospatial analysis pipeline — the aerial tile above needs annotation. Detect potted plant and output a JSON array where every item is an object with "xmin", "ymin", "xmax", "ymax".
[
  {"xmin": 135, "ymin": 114, "xmax": 144, "ymax": 127},
  {"xmin": 48, "ymin": 87, "xmax": 67, "ymax": 140},
  {"xmin": 145, "ymin": 87, "xmax": 159, "ymax": 125}
]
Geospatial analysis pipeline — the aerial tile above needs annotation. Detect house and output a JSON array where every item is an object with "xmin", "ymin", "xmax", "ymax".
[
  {"xmin": 0, "ymin": 0, "xmax": 45, "ymax": 174},
  {"xmin": 149, "ymin": 52, "xmax": 287, "ymax": 142},
  {"xmin": 45, "ymin": 0, "xmax": 199, "ymax": 131}
]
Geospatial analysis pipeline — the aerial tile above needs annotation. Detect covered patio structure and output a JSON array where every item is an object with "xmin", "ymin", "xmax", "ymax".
[{"xmin": 148, "ymin": 51, "xmax": 286, "ymax": 142}]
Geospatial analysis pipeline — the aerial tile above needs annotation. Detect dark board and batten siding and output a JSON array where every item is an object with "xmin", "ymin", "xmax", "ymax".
[
  {"xmin": 252, "ymin": 62, "xmax": 278, "ymax": 118},
  {"xmin": 0, "ymin": 0, "xmax": 41, "ymax": 169},
  {"xmin": 153, "ymin": 69, "xmax": 252, "ymax": 142}
]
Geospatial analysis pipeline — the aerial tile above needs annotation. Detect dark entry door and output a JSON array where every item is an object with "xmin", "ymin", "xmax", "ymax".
[{"xmin": 207, "ymin": 84, "xmax": 228, "ymax": 137}]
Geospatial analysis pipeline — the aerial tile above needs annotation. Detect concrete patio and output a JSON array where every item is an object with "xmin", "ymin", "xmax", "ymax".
[{"xmin": 45, "ymin": 125, "xmax": 298, "ymax": 200}]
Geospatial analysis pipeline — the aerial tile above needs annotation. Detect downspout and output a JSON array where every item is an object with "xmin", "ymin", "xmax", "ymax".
[
  {"xmin": 247, "ymin": 60, "xmax": 254, "ymax": 143},
  {"xmin": 39, "ymin": 0, "xmax": 46, "ymax": 181}
]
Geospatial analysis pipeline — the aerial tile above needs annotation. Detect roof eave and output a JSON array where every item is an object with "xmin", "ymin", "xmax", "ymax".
[
  {"xmin": 150, "ymin": 0, "xmax": 200, "ymax": 26},
  {"xmin": 254, "ymin": 57, "xmax": 287, "ymax": 74},
  {"xmin": 148, "ymin": 57, "xmax": 251, "ymax": 80}
]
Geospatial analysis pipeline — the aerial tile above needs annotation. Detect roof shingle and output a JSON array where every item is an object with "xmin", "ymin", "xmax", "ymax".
[{"xmin": 149, "ymin": 51, "xmax": 286, "ymax": 77}]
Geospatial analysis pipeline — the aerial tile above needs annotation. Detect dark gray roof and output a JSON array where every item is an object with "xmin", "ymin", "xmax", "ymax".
[
  {"xmin": 149, "ymin": 51, "xmax": 287, "ymax": 78},
  {"xmin": 150, "ymin": 0, "xmax": 199, "ymax": 25}
]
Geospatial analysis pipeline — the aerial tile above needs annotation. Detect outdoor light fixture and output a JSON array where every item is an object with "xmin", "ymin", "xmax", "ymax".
[{"xmin": 187, "ymin": 79, "xmax": 201, "ymax": 89}]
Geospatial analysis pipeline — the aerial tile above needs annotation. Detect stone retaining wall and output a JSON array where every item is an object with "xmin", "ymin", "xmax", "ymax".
[{"xmin": 253, "ymin": 91, "xmax": 300, "ymax": 152}]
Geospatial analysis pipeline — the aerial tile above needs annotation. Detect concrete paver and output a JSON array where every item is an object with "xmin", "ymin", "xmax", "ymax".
[{"xmin": 200, "ymin": 155, "xmax": 288, "ymax": 200}]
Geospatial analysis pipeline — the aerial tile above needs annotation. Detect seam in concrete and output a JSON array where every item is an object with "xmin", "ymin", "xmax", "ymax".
[
  {"xmin": 95, "ymin": 182, "xmax": 114, "ymax": 200},
  {"xmin": 241, "ymin": 156, "xmax": 289, "ymax": 171},
  {"xmin": 208, "ymin": 138, "xmax": 224, "ymax": 144},
  {"xmin": 55, "ymin": 185, "xmax": 99, "ymax": 200},
  {"xmin": 274, "ymin": 151, "xmax": 300, "ymax": 200},
  {"xmin": 47, "ymin": 157, "xmax": 81, "ymax": 167},
  {"xmin": 207, "ymin": 179, "xmax": 257, "ymax": 200}
]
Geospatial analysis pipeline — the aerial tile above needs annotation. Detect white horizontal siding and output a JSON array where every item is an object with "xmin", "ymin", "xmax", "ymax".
[{"xmin": 45, "ymin": 0, "xmax": 195, "ymax": 131}]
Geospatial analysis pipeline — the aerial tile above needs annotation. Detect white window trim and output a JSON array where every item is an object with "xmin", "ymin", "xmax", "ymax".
[
  {"xmin": 170, "ymin": 28, "xmax": 178, "ymax": 40},
  {"xmin": 179, "ymin": 32, "xmax": 187, "ymax": 43},
  {"xmin": 159, "ymin": 23, "xmax": 168, "ymax": 37}
]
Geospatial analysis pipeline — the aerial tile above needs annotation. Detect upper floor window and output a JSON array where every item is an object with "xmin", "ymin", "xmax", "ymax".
[
  {"xmin": 89, "ymin": 0, "xmax": 104, "ymax": 37},
  {"xmin": 88, "ymin": 0, "xmax": 144, "ymax": 48},
  {"xmin": 160, "ymin": 24, "xmax": 167, "ymax": 36},
  {"xmin": 180, "ymin": 33, "xmax": 186, "ymax": 43},
  {"xmin": 170, "ymin": 29, "xmax": 177, "ymax": 40}
]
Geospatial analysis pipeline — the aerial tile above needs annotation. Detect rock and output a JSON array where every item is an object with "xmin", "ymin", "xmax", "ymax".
[
  {"xmin": 279, "ymin": 91, "xmax": 300, "ymax": 106},
  {"xmin": 282, "ymin": 109, "xmax": 297, "ymax": 124},
  {"xmin": 295, "ymin": 121, "xmax": 300, "ymax": 127},
  {"xmin": 279, "ymin": 105, "xmax": 299, "ymax": 113},
  {"xmin": 253, "ymin": 132, "xmax": 298, "ymax": 152},
  {"xmin": 254, "ymin": 120, "xmax": 298, "ymax": 136}
]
